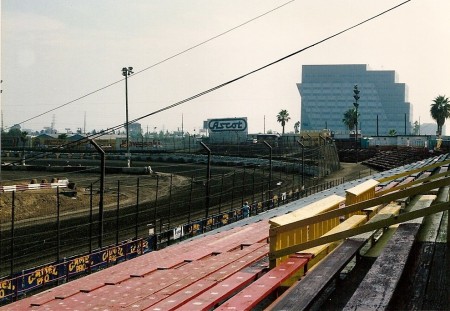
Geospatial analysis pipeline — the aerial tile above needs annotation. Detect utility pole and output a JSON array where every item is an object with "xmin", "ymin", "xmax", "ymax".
[
  {"xmin": 353, "ymin": 84, "xmax": 360, "ymax": 163},
  {"xmin": 122, "ymin": 66, "xmax": 134, "ymax": 167}
]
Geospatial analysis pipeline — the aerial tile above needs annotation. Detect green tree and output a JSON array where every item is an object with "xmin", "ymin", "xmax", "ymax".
[
  {"xmin": 342, "ymin": 108, "xmax": 358, "ymax": 131},
  {"xmin": 20, "ymin": 131, "xmax": 28, "ymax": 146},
  {"xmin": 294, "ymin": 121, "xmax": 300, "ymax": 134},
  {"xmin": 58, "ymin": 133, "xmax": 68, "ymax": 140},
  {"xmin": 5, "ymin": 128, "xmax": 23, "ymax": 148},
  {"xmin": 430, "ymin": 95, "xmax": 450, "ymax": 137},
  {"xmin": 412, "ymin": 121, "xmax": 420, "ymax": 135},
  {"xmin": 388, "ymin": 129, "xmax": 397, "ymax": 136},
  {"xmin": 7, "ymin": 128, "xmax": 21, "ymax": 137},
  {"xmin": 276, "ymin": 109, "xmax": 290, "ymax": 135},
  {"xmin": 20, "ymin": 131, "xmax": 28, "ymax": 165}
]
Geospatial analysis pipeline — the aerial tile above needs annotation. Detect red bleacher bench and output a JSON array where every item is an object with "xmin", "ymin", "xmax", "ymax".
[{"xmin": 215, "ymin": 256, "xmax": 309, "ymax": 311}]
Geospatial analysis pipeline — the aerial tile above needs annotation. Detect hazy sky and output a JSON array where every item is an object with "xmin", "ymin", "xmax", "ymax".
[{"xmin": 1, "ymin": 0, "xmax": 449, "ymax": 135}]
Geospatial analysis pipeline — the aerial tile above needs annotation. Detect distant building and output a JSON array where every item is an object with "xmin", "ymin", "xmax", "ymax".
[
  {"xmin": 420, "ymin": 123, "xmax": 445, "ymax": 136},
  {"xmin": 298, "ymin": 64, "xmax": 412, "ymax": 136},
  {"xmin": 42, "ymin": 126, "xmax": 57, "ymax": 134},
  {"xmin": 128, "ymin": 122, "xmax": 142, "ymax": 138}
]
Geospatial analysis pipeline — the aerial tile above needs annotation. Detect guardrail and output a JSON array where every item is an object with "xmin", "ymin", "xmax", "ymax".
[{"xmin": 0, "ymin": 179, "xmax": 69, "ymax": 193}]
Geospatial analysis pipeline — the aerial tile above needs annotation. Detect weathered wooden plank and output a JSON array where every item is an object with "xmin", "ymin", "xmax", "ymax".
[
  {"xmin": 401, "ymin": 242, "xmax": 436, "ymax": 310},
  {"xmin": 343, "ymin": 223, "xmax": 421, "ymax": 311},
  {"xmin": 422, "ymin": 244, "xmax": 449, "ymax": 309}
]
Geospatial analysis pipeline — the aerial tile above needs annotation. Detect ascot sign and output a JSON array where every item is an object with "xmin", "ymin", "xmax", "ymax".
[{"xmin": 208, "ymin": 118, "xmax": 248, "ymax": 132}]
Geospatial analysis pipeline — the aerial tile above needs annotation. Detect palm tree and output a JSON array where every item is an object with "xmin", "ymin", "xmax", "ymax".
[
  {"xmin": 388, "ymin": 129, "xmax": 397, "ymax": 136},
  {"xmin": 276, "ymin": 110, "xmax": 290, "ymax": 135},
  {"xmin": 342, "ymin": 108, "xmax": 358, "ymax": 131},
  {"xmin": 412, "ymin": 121, "xmax": 420, "ymax": 135},
  {"xmin": 430, "ymin": 95, "xmax": 450, "ymax": 137}
]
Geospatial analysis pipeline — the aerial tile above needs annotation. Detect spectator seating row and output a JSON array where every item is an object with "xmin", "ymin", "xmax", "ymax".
[{"xmin": 3, "ymin": 153, "xmax": 449, "ymax": 311}]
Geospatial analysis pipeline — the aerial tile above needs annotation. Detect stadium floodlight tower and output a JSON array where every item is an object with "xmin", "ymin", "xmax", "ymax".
[{"xmin": 122, "ymin": 66, "xmax": 134, "ymax": 167}]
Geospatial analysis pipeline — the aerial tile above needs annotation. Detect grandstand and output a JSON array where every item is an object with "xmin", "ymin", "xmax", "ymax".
[{"xmin": 1, "ymin": 153, "xmax": 449, "ymax": 310}]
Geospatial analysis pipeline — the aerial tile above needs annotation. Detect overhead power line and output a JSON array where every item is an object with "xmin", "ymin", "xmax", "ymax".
[
  {"xmin": 6, "ymin": 0, "xmax": 411, "ymax": 166},
  {"xmin": 11, "ymin": 0, "xmax": 296, "ymax": 128},
  {"xmin": 125, "ymin": 1, "xmax": 413, "ymax": 125}
]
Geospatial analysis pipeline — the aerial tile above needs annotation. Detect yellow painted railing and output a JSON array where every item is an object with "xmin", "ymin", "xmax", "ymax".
[
  {"xmin": 269, "ymin": 194, "xmax": 344, "ymax": 267},
  {"xmin": 269, "ymin": 179, "xmax": 378, "ymax": 268},
  {"xmin": 345, "ymin": 179, "xmax": 379, "ymax": 217}
]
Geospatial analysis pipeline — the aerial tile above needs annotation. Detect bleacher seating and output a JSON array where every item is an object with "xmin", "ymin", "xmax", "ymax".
[
  {"xmin": 362, "ymin": 148, "xmax": 438, "ymax": 171},
  {"xmin": 267, "ymin": 202, "xmax": 402, "ymax": 311},
  {"xmin": 343, "ymin": 194, "xmax": 436, "ymax": 310},
  {"xmin": 2, "ymin": 154, "xmax": 449, "ymax": 311}
]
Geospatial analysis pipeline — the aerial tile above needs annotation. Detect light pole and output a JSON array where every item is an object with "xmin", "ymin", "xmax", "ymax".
[
  {"xmin": 89, "ymin": 139, "xmax": 105, "ymax": 248},
  {"xmin": 353, "ymin": 84, "xmax": 360, "ymax": 163},
  {"xmin": 122, "ymin": 66, "xmax": 134, "ymax": 167}
]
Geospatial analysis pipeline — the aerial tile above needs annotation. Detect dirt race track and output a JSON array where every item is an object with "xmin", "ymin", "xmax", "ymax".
[
  {"xmin": 0, "ymin": 170, "xmax": 187, "ymax": 222},
  {"xmin": 0, "ymin": 161, "xmax": 371, "ymax": 221}
]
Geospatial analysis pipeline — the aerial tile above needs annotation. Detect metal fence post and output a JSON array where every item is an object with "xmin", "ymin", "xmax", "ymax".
[
  {"xmin": 264, "ymin": 141, "xmax": 273, "ymax": 204},
  {"xmin": 154, "ymin": 175, "xmax": 159, "ymax": 234},
  {"xmin": 57, "ymin": 186, "xmax": 61, "ymax": 263},
  {"xmin": 230, "ymin": 170, "xmax": 236, "ymax": 211},
  {"xmin": 89, "ymin": 183, "xmax": 93, "ymax": 253},
  {"xmin": 241, "ymin": 167, "xmax": 246, "ymax": 208},
  {"xmin": 0, "ymin": 200, "xmax": 2, "ymax": 276},
  {"xmin": 219, "ymin": 173, "xmax": 224, "ymax": 214},
  {"xmin": 168, "ymin": 174, "xmax": 173, "ymax": 230},
  {"xmin": 200, "ymin": 142, "xmax": 211, "ymax": 220},
  {"xmin": 135, "ymin": 178, "xmax": 140, "ymax": 239},
  {"xmin": 252, "ymin": 167, "xmax": 256, "ymax": 208},
  {"xmin": 116, "ymin": 180, "xmax": 120, "ymax": 245},
  {"xmin": 10, "ymin": 191, "xmax": 15, "ymax": 276},
  {"xmin": 188, "ymin": 176, "xmax": 193, "ymax": 224},
  {"xmin": 89, "ymin": 139, "xmax": 105, "ymax": 248}
]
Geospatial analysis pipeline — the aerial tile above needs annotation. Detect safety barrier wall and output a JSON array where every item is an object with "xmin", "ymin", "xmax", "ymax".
[
  {"xmin": 269, "ymin": 194, "xmax": 345, "ymax": 267},
  {"xmin": 0, "ymin": 238, "xmax": 147, "ymax": 304},
  {"xmin": 269, "ymin": 179, "xmax": 379, "ymax": 267}
]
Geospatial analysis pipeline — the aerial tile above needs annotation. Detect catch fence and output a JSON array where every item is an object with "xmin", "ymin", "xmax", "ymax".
[{"xmin": 0, "ymin": 166, "xmax": 374, "ymax": 305}]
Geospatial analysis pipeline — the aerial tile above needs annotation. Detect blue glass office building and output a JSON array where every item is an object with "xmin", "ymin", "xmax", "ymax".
[{"xmin": 298, "ymin": 65, "xmax": 411, "ymax": 136}]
